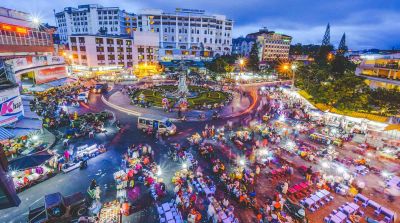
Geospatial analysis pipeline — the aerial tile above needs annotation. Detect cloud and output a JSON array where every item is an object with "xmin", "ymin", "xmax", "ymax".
[{"xmin": 1, "ymin": 0, "xmax": 399, "ymax": 49}]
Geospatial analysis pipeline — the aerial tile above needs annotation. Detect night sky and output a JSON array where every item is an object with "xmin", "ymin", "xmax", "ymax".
[{"xmin": 2, "ymin": 0, "xmax": 400, "ymax": 50}]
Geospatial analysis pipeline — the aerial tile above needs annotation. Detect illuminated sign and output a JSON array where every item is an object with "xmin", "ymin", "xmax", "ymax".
[
  {"xmin": 175, "ymin": 8, "xmax": 205, "ymax": 14},
  {"xmin": 0, "ymin": 23, "xmax": 29, "ymax": 34},
  {"xmin": 0, "ymin": 87, "xmax": 23, "ymax": 127}
]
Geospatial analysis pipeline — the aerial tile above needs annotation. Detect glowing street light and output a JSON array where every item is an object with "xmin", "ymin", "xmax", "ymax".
[
  {"xmin": 156, "ymin": 166, "xmax": 162, "ymax": 176},
  {"xmin": 182, "ymin": 163, "xmax": 188, "ymax": 170},
  {"xmin": 239, "ymin": 158, "xmax": 245, "ymax": 166},
  {"xmin": 238, "ymin": 58, "xmax": 246, "ymax": 74}
]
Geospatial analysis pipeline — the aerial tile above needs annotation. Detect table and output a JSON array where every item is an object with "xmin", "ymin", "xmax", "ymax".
[
  {"xmin": 329, "ymin": 215, "xmax": 342, "ymax": 223},
  {"xmin": 367, "ymin": 200, "xmax": 381, "ymax": 210},
  {"xmin": 316, "ymin": 191, "xmax": 325, "ymax": 198},
  {"xmin": 380, "ymin": 207, "xmax": 395, "ymax": 219},
  {"xmin": 162, "ymin": 203, "xmax": 171, "ymax": 212},
  {"xmin": 349, "ymin": 203, "xmax": 359, "ymax": 211},
  {"xmin": 335, "ymin": 211, "xmax": 347, "ymax": 220},
  {"xmin": 355, "ymin": 165, "xmax": 366, "ymax": 172},
  {"xmin": 304, "ymin": 198, "xmax": 314, "ymax": 207},
  {"xmin": 299, "ymin": 182, "xmax": 308, "ymax": 189},
  {"xmin": 343, "ymin": 205, "xmax": 355, "ymax": 215},
  {"xmin": 355, "ymin": 194, "xmax": 368, "ymax": 203},
  {"xmin": 321, "ymin": 189, "xmax": 330, "ymax": 196},
  {"xmin": 218, "ymin": 211, "xmax": 227, "ymax": 220},
  {"xmin": 310, "ymin": 195, "xmax": 320, "ymax": 202},
  {"xmin": 165, "ymin": 211, "xmax": 173, "ymax": 221},
  {"xmin": 293, "ymin": 185, "xmax": 302, "ymax": 191},
  {"xmin": 223, "ymin": 218, "xmax": 232, "ymax": 223}
]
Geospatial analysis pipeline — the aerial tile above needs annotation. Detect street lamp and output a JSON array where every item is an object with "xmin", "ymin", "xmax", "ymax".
[
  {"xmin": 239, "ymin": 58, "xmax": 245, "ymax": 74},
  {"xmin": 291, "ymin": 64, "xmax": 297, "ymax": 89}
]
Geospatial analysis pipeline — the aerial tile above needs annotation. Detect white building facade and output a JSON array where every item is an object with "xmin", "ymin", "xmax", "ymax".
[
  {"xmin": 133, "ymin": 8, "xmax": 233, "ymax": 61},
  {"xmin": 68, "ymin": 32, "xmax": 159, "ymax": 69},
  {"xmin": 55, "ymin": 4, "xmax": 135, "ymax": 44}
]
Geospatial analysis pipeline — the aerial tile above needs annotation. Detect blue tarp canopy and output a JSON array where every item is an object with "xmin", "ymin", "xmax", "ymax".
[
  {"xmin": 29, "ymin": 77, "xmax": 77, "ymax": 92},
  {"xmin": 8, "ymin": 150, "xmax": 53, "ymax": 171},
  {"xmin": 0, "ymin": 127, "xmax": 14, "ymax": 140},
  {"xmin": 13, "ymin": 118, "xmax": 42, "ymax": 130},
  {"xmin": 6, "ymin": 128, "xmax": 39, "ymax": 138}
]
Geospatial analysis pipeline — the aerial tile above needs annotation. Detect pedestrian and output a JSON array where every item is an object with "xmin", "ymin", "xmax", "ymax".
[{"xmin": 306, "ymin": 166, "xmax": 313, "ymax": 182}]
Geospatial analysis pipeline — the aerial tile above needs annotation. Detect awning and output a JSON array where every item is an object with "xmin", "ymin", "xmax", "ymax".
[
  {"xmin": 12, "ymin": 118, "xmax": 42, "ymax": 130},
  {"xmin": 6, "ymin": 128, "xmax": 40, "ymax": 138},
  {"xmin": 384, "ymin": 124, "xmax": 400, "ymax": 131},
  {"xmin": 8, "ymin": 150, "xmax": 54, "ymax": 171},
  {"xmin": 0, "ymin": 127, "xmax": 14, "ymax": 140},
  {"xmin": 29, "ymin": 77, "xmax": 77, "ymax": 92},
  {"xmin": 45, "ymin": 77, "xmax": 77, "ymax": 88}
]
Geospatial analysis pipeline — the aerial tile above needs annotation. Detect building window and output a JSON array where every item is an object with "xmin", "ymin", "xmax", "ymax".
[
  {"xmin": 96, "ymin": 47, "xmax": 104, "ymax": 52},
  {"xmin": 81, "ymin": 55, "xmax": 87, "ymax": 60},
  {"xmin": 97, "ymin": 55, "xmax": 105, "ymax": 60},
  {"xmin": 78, "ymin": 37, "xmax": 85, "ymax": 43},
  {"xmin": 138, "ymin": 47, "xmax": 144, "ymax": 53},
  {"xmin": 71, "ymin": 46, "xmax": 78, "ymax": 51},
  {"xmin": 96, "ymin": 38, "xmax": 103, "ymax": 44},
  {"xmin": 107, "ymin": 47, "xmax": 115, "ymax": 52},
  {"xmin": 126, "ymin": 40, "xmax": 132, "ymax": 45},
  {"xmin": 70, "ymin": 37, "xmax": 76, "ymax": 43},
  {"xmin": 117, "ymin": 39, "xmax": 123, "ymax": 45},
  {"xmin": 107, "ymin": 39, "xmax": 114, "ymax": 44},
  {"xmin": 108, "ymin": 55, "xmax": 115, "ymax": 60},
  {"xmin": 80, "ymin": 46, "xmax": 86, "ymax": 51}
]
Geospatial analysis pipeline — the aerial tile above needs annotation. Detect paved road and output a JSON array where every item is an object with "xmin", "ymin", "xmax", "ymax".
[{"xmin": 0, "ymin": 85, "xmax": 260, "ymax": 223}]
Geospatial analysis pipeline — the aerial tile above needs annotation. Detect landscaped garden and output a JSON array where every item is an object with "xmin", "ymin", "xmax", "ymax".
[{"xmin": 130, "ymin": 85, "xmax": 231, "ymax": 109}]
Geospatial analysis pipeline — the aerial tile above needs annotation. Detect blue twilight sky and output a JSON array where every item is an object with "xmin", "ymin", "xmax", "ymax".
[{"xmin": 2, "ymin": 0, "xmax": 400, "ymax": 50}]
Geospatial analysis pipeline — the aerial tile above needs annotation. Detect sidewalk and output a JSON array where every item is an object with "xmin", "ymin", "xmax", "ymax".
[{"xmin": 104, "ymin": 90, "xmax": 252, "ymax": 121}]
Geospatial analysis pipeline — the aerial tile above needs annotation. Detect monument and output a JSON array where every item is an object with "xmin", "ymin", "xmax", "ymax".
[{"xmin": 175, "ymin": 60, "xmax": 189, "ymax": 96}]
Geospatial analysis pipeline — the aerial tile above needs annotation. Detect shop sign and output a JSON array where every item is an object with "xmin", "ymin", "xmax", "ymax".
[{"xmin": 0, "ymin": 87, "xmax": 23, "ymax": 127}]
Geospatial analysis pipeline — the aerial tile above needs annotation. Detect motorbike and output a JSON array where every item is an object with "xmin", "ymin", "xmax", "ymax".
[{"xmin": 283, "ymin": 198, "xmax": 308, "ymax": 223}]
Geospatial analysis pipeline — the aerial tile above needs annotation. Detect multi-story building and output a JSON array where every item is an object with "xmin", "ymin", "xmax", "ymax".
[
  {"xmin": 133, "ymin": 8, "xmax": 233, "ymax": 61},
  {"xmin": 356, "ymin": 53, "xmax": 400, "ymax": 89},
  {"xmin": 68, "ymin": 31, "xmax": 159, "ymax": 70},
  {"xmin": 55, "ymin": 4, "xmax": 136, "ymax": 44},
  {"xmin": 232, "ymin": 37, "xmax": 254, "ymax": 57},
  {"xmin": 246, "ymin": 28, "xmax": 292, "ymax": 62},
  {"xmin": 0, "ymin": 7, "xmax": 54, "ymax": 58}
]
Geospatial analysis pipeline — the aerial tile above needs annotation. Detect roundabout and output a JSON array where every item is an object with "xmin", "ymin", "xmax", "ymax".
[{"xmin": 130, "ymin": 85, "xmax": 231, "ymax": 109}]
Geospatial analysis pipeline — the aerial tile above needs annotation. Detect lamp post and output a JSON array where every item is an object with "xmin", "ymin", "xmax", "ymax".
[
  {"xmin": 291, "ymin": 64, "xmax": 297, "ymax": 89},
  {"xmin": 239, "ymin": 59, "xmax": 244, "ymax": 74}
]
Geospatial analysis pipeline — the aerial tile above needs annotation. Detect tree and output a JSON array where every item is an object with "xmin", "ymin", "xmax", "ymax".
[
  {"xmin": 224, "ymin": 64, "xmax": 235, "ymax": 73},
  {"xmin": 315, "ymin": 45, "xmax": 334, "ymax": 65},
  {"xmin": 248, "ymin": 42, "xmax": 260, "ymax": 72}
]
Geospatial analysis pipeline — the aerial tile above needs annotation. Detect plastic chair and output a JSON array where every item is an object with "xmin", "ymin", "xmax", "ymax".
[
  {"xmin": 384, "ymin": 216, "xmax": 392, "ymax": 223},
  {"xmin": 157, "ymin": 205, "xmax": 164, "ymax": 215}
]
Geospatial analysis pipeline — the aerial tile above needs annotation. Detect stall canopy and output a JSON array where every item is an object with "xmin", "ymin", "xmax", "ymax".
[
  {"xmin": 29, "ymin": 77, "xmax": 77, "ymax": 92},
  {"xmin": 12, "ymin": 118, "xmax": 42, "ymax": 130},
  {"xmin": 0, "ymin": 127, "xmax": 14, "ymax": 140},
  {"xmin": 8, "ymin": 150, "xmax": 53, "ymax": 171},
  {"xmin": 6, "ymin": 128, "xmax": 38, "ymax": 138},
  {"xmin": 22, "ymin": 98, "xmax": 40, "ymax": 119}
]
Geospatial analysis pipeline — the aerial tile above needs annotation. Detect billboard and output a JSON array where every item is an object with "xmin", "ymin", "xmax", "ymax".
[
  {"xmin": 35, "ymin": 66, "xmax": 67, "ymax": 84},
  {"xmin": 0, "ymin": 87, "xmax": 23, "ymax": 127}
]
